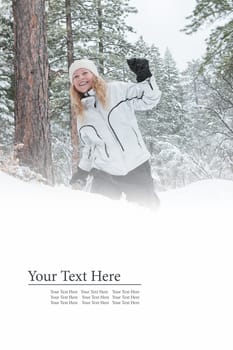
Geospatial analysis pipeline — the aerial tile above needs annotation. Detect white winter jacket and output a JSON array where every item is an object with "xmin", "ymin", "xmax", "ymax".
[{"xmin": 78, "ymin": 76, "xmax": 161, "ymax": 176}]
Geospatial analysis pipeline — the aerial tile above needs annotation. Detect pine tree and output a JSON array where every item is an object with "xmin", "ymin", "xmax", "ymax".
[
  {"xmin": 46, "ymin": 0, "xmax": 74, "ymax": 183},
  {"xmin": 181, "ymin": 0, "xmax": 233, "ymax": 182},
  {"xmin": 200, "ymin": 67, "xmax": 233, "ymax": 178},
  {"xmin": 150, "ymin": 49, "xmax": 187, "ymax": 189},
  {"xmin": 71, "ymin": 0, "xmax": 137, "ymax": 80},
  {"xmin": 182, "ymin": 0, "xmax": 233, "ymax": 73},
  {"xmin": 13, "ymin": 0, "xmax": 54, "ymax": 183},
  {"xmin": 129, "ymin": 37, "xmax": 163, "ymax": 152},
  {"xmin": 0, "ymin": 0, "xmax": 14, "ymax": 147},
  {"xmin": 181, "ymin": 60, "xmax": 215, "ymax": 181},
  {"xmin": 65, "ymin": 0, "xmax": 79, "ymax": 177},
  {"xmin": 181, "ymin": 60, "xmax": 233, "ymax": 182},
  {"xmin": 159, "ymin": 49, "xmax": 184, "ymax": 135}
]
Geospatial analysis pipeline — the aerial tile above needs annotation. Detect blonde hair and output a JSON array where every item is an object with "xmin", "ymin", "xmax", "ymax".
[{"xmin": 70, "ymin": 76, "xmax": 108, "ymax": 119}]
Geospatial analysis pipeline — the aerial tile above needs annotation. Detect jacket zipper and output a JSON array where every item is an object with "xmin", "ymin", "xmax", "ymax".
[
  {"xmin": 107, "ymin": 93, "xmax": 145, "ymax": 152},
  {"xmin": 131, "ymin": 127, "xmax": 142, "ymax": 148}
]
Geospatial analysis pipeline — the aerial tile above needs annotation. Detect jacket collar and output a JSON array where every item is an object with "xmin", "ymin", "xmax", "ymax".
[
  {"xmin": 83, "ymin": 89, "xmax": 96, "ymax": 97},
  {"xmin": 81, "ymin": 89, "xmax": 96, "ymax": 109}
]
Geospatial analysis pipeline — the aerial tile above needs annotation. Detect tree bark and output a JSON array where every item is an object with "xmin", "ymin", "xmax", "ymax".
[
  {"xmin": 13, "ymin": 0, "xmax": 54, "ymax": 183},
  {"xmin": 97, "ymin": 0, "xmax": 104, "ymax": 74},
  {"xmin": 65, "ymin": 0, "xmax": 79, "ymax": 175}
]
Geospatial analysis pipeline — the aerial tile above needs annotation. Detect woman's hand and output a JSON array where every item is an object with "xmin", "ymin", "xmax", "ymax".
[
  {"xmin": 69, "ymin": 167, "xmax": 89, "ymax": 190},
  {"xmin": 127, "ymin": 58, "xmax": 152, "ymax": 82}
]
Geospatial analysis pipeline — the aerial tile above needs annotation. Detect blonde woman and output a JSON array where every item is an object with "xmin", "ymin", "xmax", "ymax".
[{"xmin": 69, "ymin": 58, "xmax": 161, "ymax": 209}]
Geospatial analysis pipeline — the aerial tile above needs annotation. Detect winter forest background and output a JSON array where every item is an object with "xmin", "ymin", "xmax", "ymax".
[{"xmin": 0, "ymin": 0, "xmax": 232, "ymax": 191}]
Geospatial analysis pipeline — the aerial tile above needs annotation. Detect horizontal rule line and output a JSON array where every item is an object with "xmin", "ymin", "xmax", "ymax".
[{"xmin": 28, "ymin": 283, "xmax": 142, "ymax": 286}]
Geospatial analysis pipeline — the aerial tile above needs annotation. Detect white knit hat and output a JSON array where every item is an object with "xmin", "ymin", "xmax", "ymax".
[{"xmin": 69, "ymin": 59, "xmax": 99, "ymax": 84}]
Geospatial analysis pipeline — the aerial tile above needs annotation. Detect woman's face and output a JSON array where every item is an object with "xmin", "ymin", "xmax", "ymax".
[{"xmin": 72, "ymin": 68, "xmax": 95, "ymax": 93}]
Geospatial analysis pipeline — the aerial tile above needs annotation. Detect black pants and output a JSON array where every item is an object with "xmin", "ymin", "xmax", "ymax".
[{"xmin": 91, "ymin": 161, "xmax": 160, "ymax": 209}]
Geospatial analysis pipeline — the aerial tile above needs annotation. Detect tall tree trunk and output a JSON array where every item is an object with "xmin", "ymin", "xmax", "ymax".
[
  {"xmin": 65, "ymin": 0, "xmax": 79, "ymax": 175},
  {"xmin": 97, "ymin": 0, "xmax": 104, "ymax": 74},
  {"xmin": 12, "ymin": 0, "xmax": 54, "ymax": 183}
]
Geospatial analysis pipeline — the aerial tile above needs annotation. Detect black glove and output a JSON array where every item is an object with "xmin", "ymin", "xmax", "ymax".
[
  {"xmin": 69, "ymin": 167, "xmax": 89, "ymax": 189},
  {"xmin": 127, "ymin": 58, "xmax": 152, "ymax": 82}
]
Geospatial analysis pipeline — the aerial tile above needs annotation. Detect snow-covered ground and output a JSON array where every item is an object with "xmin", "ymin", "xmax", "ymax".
[{"xmin": 1, "ymin": 171, "xmax": 233, "ymax": 350}]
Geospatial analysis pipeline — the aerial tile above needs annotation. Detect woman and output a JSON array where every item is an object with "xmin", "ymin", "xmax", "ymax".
[{"xmin": 69, "ymin": 58, "xmax": 161, "ymax": 209}]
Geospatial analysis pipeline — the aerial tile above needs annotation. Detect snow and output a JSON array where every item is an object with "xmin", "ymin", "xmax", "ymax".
[
  {"xmin": 161, "ymin": 178, "xmax": 233, "ymax": 208},
  {"xmin": 1, "ymin": 171, "xmax": 233, "ymax": 350}
]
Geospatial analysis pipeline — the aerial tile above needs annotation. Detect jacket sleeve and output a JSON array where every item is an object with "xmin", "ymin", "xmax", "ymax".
[{"xmin": 123, "ymin": 76, "xmax": 161, "ymax": 111}]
